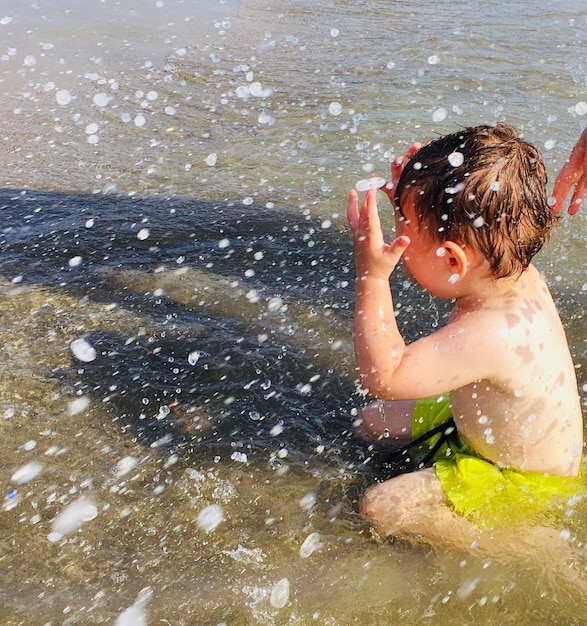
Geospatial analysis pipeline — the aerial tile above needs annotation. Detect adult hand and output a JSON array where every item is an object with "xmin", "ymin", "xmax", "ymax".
[
  {"xmin": 347, "ymin": 187, "xmax": 410, "ymax": 280},
  {"xmin": 380, "ymin": 142, "xmax": 422, "ymax": 207},
  {"xmin": 551, "ymin": 128, "xmax": 587, "ymax": 215}
]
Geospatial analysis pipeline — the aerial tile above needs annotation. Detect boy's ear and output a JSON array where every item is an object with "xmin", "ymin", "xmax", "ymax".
[{"xmin": 442, "ymin": 241, "xmax": 470, "ymax": 277}]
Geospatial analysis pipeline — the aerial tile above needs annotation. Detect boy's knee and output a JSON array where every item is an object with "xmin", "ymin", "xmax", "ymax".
[
  {"xmin": 359, "ymin": 482, "xmax": 402, "ymax": 531},
  {"xmin": 359, "ymin": 469, "xmax": 446, "ymax": 537}
]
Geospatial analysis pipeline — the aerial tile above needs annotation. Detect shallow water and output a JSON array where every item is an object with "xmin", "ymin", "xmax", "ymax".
[{"xmin": 0, "ymin": 0, "xmax": 586, "ymax": 624}]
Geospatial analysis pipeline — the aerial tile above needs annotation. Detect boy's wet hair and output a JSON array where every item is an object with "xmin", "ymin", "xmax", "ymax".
[{"xmin": 394, "ymin": 123, "xmax": 558, "ymax": 278}]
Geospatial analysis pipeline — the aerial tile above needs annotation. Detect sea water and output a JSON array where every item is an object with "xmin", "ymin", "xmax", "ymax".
[{"xmin": 0, "ymin": 0, "xmax": 586, "ymax": 623}]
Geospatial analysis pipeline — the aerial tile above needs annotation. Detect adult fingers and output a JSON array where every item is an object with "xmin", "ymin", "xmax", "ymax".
[
  {"xmin": 552, "ymin": 162, "xmax": 582, "ymax": 214},
  {"xmin": 568, "ymin": 176, "xmax": 587, "ymax": 215}
]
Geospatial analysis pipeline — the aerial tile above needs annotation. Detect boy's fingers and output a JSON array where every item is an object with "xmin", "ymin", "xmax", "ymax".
[
  {"xmin": 386, "ymin": 235, "xmax": 411, "ymax": 264},
  {"xmin": 362, "ymin": 188, "xmax": 382, "ymax": 230},
  {"xmin": 406, "ymin": 141, "xmax": 421, "ymax": 159},
  {"xmin": 347, "ymin": 189, "xmax": 359, "ymax": 230}
]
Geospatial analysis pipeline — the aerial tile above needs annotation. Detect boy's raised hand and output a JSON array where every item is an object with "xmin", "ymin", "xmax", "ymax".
[
  {"xmin": 552, "ymin": 128, "xmax": 587, "ymax": 215},
  {"xmin": 347, "ymin": 187, "xmax": 410, "ymax": 280},
  {"xmin": 380, "ymin": 142, "xmax": 421, "ymax": 207}
]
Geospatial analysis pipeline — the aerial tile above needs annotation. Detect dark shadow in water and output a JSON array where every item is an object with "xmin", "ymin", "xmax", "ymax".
[{"xmin": 0, "ymin": 187, "xmax": 446, "ymax": 478}]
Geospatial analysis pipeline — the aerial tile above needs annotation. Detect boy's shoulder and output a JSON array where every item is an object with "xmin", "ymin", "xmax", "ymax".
[{"xmin": 446, "ymin": 267, "xmax": 566, "ymax": 369}]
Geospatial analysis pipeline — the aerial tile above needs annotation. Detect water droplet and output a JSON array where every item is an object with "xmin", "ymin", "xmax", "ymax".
[
  {"xmin": 270, "ymin": 578, "xmax": 290, "ymax": 608},
  {"xmin": 137, "ymin": 228, "xmax": 150, "ymax": 240},
  {"xmin": 70, "ymin": 338, "xmax": 97, "ymax": 362},
  {"xmin": 134, "ymin": 115, "xmax": 146, "ymax": 127},
  {"xmin": 574, "ymin": 101, "xmax": 587, "ymax": 116},
  {"xmin": 267, "ymin": 297, "xmax": 283, "ymax": 311},
  {"xmin": 188, "ymin": 351, "xmax": 202, "ymax": 365},
  {"xmin": 428, "ymin": 54, "xmax": 440, "ymax": 65},
  {"xmin": 457, "ymin": 577, "xmax": 479, "ymax": 600},
  {"xmin": 69, "ymin": 396, "xmax": 90, "ymax": 415},
  {"xmin": 300, "ymin": 533, "xmax": 320, "ymax": 559},
  {"xmin": 328, "ymin": 102, "xmax": 343, "ymax": 116},
  {"xmin": 448, "ymin": 152, "xmax": 464, "ymax": 167},
  {"xmin": 205, "ymin": 153, "xmax": 217, "ymax": 166},
  {"xmin": 218, "ymin": 238, "xmax": 230, "ymax": 249},
  {"xmin": 299, "ymin": 491, "xmax": 316, "ymax": 511},
  {"xmin": 249, "ymin": 82, "xmax": 264, "ymax": 97},
  {"xmin": 56, "ymin": 90, "xmax": 72, "ymax": 106},
  {"xmin": 330, "ymin": 28, "xmax": 339, "ymax": 38},
  {"xmin": 92, "ymin": 93, "xmax": 112, "ymax": 107},
  {"xmin": 197, "ymin": 504, "xmax": 224, "ymax": 532},
  {"xmin": 156, "ymin": 405, "xmax": 170, "ymax": 420},
  {"xmin": 116, "ymin": 456, "xmax": 138, "ymax": 477},
  {"xmin": 258, "ymin": 111, "xmax": 275, "ymax": 125},
  {"xmin": 472, "ymin": 216, "xmax": 485, "ymax": 228},
  {"xmin": 448, "ymin": 273, "xmax": 460, "ymax": 284},
  {"xmin": 51, "ymin": 497, "xmax": 98, "ymax": 537},
  {"xmin": 432, "ymin": 108, "xmax": 447, "ymax": 122},
  {"xmin": 11, "ymin": 462, "xmax": 43, "ymax": 485},
  {"xmin": 355, "ymin": 176, "xmax": 386, "ymax": 192},
  {"xmin": 114, "ymin": 588, "xmax": 152, "ymax": 626}
]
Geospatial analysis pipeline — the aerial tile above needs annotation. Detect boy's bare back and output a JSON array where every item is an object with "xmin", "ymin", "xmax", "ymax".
[{"xmin": 448, "ymin": 263, "xmax": 582, "ymax": 477}]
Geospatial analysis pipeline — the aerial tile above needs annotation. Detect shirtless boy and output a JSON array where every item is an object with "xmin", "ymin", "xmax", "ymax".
[{"xmin": 347, "ymin": 123, "xmax": 584, "ymax": 548}]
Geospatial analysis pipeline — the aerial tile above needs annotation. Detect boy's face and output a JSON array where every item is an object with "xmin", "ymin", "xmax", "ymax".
[{"xmin": 394, "ymin": 196, "xmax": 461, "ymax": 298}]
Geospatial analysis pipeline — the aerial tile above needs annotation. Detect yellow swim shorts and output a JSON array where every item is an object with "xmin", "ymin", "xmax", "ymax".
[{"xmin": 412, "ymin": 396, "xmax": 585, "ymax": 528}]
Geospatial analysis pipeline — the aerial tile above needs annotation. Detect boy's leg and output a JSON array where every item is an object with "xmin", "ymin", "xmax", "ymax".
[
  {"xmin": 354, "ymin": 399, "xmax": 416, "ymax": 444},
  {"xmin": 360, "ymin": 469, "xmax": 587, "ymax": 599},
  {"xmin": 360, "ymin": 467, "xmax": 481, "ymax": 550}
]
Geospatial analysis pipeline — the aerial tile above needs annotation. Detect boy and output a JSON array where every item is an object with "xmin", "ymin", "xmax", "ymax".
[{"xmin": 347, "ymin": 123, "xmax": 584, "ymax": 548}]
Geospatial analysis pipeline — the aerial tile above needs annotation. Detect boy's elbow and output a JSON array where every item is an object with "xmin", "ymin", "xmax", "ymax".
[{"xmin": 359, "ymin": 374, "xmax": 396, "ymax": 400}]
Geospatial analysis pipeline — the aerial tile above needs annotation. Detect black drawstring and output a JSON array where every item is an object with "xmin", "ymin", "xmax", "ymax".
[{"xmin": 380, "ymin": 417, "xmax": 458, "ymax": 468}]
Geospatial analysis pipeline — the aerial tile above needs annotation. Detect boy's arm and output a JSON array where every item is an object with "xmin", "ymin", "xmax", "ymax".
[
  {"xmin": 552, "ymin": 128, "xmax": 587, "ymax": 215},
  {"xmin": 348, "ymin": 189, "xmax": 496, "ymax": 400},
  {"xmin": 347, "ymin": 188, "xmax": 411, "ymax": 394}
]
